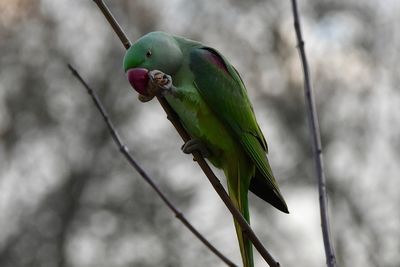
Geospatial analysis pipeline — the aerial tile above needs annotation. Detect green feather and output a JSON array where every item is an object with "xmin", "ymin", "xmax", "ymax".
[{"xmin": 188, "ymin": 46, "xmax": 288, "ymax": 212}]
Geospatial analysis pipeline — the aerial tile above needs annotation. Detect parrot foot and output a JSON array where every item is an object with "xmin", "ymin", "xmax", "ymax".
[
  {"xmin": 181, "ymin": 138, "xmax": 211, "ymax": 158},
  {"xmin": 148, "ymin": 70, "xmax": 177, "ymax": 97}
]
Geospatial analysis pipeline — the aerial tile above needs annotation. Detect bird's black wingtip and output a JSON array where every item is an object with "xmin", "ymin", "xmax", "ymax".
[
  {"xmin": 272, "ymin": 196, "xmax": 289, "ymax": 214},
  {"xmin": 279, "ymin": 203, "xmax": 290, "ymax": 214},
  {"xmin": 249, "ymin": 174, "xmax": 290, "ymax": 214}
]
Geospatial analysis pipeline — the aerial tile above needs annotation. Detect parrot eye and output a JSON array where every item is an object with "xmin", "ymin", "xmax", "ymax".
[{"xmin": 146, "ymin": 50, "xmax": 152, "ymax": 58}]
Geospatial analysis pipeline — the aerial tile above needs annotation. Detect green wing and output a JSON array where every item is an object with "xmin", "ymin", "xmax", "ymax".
[{"xmin": 189, "ymin": 47, "xmax": 288, "ymax": 213}]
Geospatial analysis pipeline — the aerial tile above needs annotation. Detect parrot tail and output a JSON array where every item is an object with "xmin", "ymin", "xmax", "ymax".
[{"xmin": 225, "ymin": 163, "xmax": 254, "ymax": 267}]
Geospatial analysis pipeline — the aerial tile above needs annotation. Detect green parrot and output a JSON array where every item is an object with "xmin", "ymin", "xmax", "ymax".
[{"xmin": 123, "ymin": 31, "xmax": 288, "ymax": 267}]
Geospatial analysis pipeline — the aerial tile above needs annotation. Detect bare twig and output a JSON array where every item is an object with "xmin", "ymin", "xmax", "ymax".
[
  {"xmin": 92, "ymin": 0, "xmax": 281, "ymax": 266},
  {"xmin": 68, "ymin": 64, "xmax": 238, "ymax": 267},
  {"xmin": 290, "ymin": 1, "xmax": 337, "ymax": 267},
  {"xmin": 93, "ymin": 0, "xmax": 131, "ymax": 49}
]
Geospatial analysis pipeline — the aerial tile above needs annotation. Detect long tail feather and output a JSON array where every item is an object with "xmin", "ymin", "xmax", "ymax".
[{"xmin": 225, "ymin": 163, "xmax": 254, "ymax": 267}]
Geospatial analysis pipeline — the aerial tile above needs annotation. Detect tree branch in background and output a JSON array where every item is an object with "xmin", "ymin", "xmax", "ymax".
[
  {"xmin": 91, "ymin": 0, "xmax": 281, "ymax": 266},
  {"xmin": 290, "ymin": 1, "xmax": 338, "ymax": 267},
  {"xmin": 93, "ymin": 0, "xmax": 131, "ymax": 49},
  {"xmin": 68, "ymin": 64, "xmax": 238, "ymax": 267}
]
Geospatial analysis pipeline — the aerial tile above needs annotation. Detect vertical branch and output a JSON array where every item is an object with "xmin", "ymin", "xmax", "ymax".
[
  {"xmin": 290, "ymin": 1, "xmax": 338, "ymax": 267},
  {"xmin": 92, "ymin": 0, "xmax": 281, "ymax": 266}
]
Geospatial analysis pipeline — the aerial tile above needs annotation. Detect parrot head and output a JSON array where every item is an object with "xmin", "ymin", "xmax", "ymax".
[{"xmin": 123, "ymin": 31, "xmax": 183, "ymax": 95}]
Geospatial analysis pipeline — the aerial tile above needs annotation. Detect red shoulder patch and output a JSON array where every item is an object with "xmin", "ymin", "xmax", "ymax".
[{"xmin": 202, "ymin": 48, "xmax": 229, "ymax": 75}]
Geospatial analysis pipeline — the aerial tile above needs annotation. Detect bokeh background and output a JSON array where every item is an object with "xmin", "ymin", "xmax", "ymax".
[{"xmin": 1, "ymin": 0, "xmax": 399, "ymax": 266}]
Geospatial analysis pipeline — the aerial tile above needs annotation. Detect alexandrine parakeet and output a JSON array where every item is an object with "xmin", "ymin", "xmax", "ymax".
[{"xmin": 123, "ymin": 31, "xmax": 288, "ymax": 267}]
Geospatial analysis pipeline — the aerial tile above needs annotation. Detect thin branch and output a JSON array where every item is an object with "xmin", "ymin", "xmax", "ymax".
[
  {"xmin": 92, "ymin": 0, "xmax": 281, "ymax": 266},
  {"xmin": 93, "ymin": 0, "xmax": 131, "ymax": 49},
  {"xmin": 290, "ymin": 1, "xmax": 338, "ymax": 267},
  {"xmin": 68, "ymin": 64, "xmax": 238, "ymax": 267}
]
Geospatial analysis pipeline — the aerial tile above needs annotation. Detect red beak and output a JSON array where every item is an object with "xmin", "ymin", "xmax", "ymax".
[{"xmin": 126, "ymin": 68, "xmax": 149, "ymax": 96}]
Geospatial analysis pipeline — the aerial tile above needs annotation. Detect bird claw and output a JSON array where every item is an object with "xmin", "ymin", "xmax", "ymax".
[
  {"xmin": 148, "ymin": 70, "xmax": 176, "ymax": 97},
  {"xmin": 181, "ymin": 138, "xmax": 211, "ymax": 158}
]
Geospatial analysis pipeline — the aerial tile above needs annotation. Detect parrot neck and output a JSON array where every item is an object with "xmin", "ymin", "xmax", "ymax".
[{"xmin": 173, "ymin": 35, "xmax": 203, "ymax": 50}]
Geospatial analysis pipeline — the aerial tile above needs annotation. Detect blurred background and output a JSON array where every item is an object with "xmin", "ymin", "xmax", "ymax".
[{"xmin": 1, "ymin": 0, "xmax": 399, "ymax": 266}]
